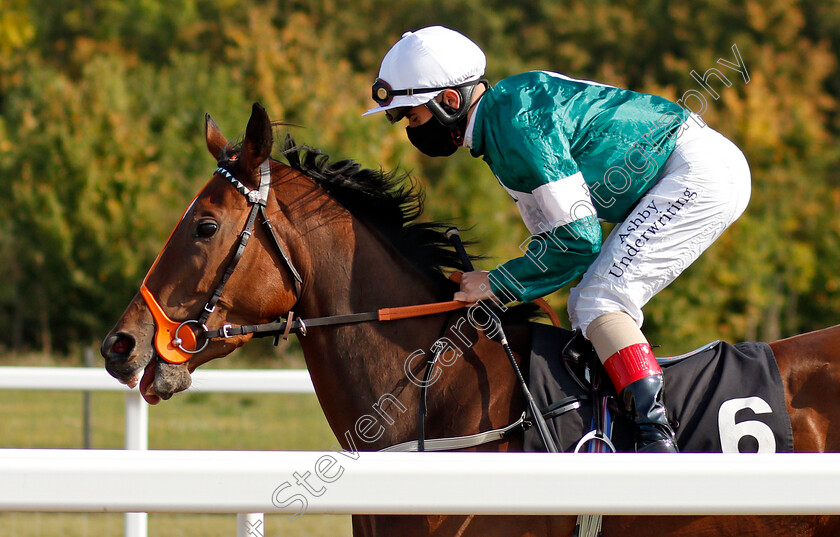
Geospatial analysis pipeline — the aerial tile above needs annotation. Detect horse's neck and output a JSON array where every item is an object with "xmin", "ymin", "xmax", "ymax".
[{"xmin": 293, "ymin": 204, "xmax": 449, "ymax": 448}]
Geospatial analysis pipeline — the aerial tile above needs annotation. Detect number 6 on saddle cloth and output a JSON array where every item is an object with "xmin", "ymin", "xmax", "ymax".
[{"xmin": 524, "ymin": 323, "xmax": 794, "ymax": 455}]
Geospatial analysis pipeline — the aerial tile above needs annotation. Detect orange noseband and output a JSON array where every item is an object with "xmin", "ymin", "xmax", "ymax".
[{"xmin": 140, "ymin": 285, "xmax": 201, "ymax": 364}]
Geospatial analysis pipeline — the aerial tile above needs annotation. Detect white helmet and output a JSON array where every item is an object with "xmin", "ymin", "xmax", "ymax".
[{"xmin": 363, "ymin": 26, "xmax": 486, "ymax": 118}]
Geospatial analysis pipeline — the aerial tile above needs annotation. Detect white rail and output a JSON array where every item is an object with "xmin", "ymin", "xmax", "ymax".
[
  {"xmin": 2, "ymin": 450, "xmax": 840, "ymax": 515},
  {"xmin": 4, "ymin": 367, "xmax": 840, "ymax": 537},
  {"xmin": 0, "ymin": 366, "xmax": 314, "ymax": 537},
  {"xmin": 0, "ymin": 366, "xmax": 315, "ymax": 393}
]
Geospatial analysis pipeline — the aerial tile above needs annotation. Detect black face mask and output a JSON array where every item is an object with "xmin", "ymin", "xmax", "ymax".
[{"xmin": 406, "ymin": 117, "xmax": 460, "ymax": 157}]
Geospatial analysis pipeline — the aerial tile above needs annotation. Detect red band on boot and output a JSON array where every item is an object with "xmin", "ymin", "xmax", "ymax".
[{"xmin": 604, "ymin": 343, "xmax": 662, "ymax": 393}]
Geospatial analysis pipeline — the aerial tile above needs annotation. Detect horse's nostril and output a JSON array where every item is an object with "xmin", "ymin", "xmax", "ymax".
[
  {"xmin": 103, "ymin": 332, "xmax": 136, "ymax": 360},
  {"xmin": 113, "ymin": 335, "xmax": 132, "ymax": 355}
]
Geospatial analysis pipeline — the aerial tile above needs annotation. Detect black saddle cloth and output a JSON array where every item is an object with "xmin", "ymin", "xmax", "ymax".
[{"xmin": 523, "ymin": 322, "xmax": 794, "ymax": 453}]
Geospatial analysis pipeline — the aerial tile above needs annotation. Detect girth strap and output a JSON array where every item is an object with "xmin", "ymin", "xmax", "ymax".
[
  {"xmin": 380, "ymin": 394, "xmax": 588, "ymax": 452},
  {"xmin": 380, "ymin": 413, "xmax": 529, "ymax": 452}
]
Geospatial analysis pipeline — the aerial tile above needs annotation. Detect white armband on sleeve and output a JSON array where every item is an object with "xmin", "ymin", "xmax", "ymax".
[
  {"xmin": 504, "ymin": 172, "xmax": 596, "ymax": 235},
  {"xmin": 531, "ymin": 172, "xmax": 594, "ymax": 228}
]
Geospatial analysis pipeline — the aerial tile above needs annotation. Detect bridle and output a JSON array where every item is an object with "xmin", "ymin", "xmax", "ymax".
[
  {"xmin": 140, "ymin": 158, "xmax": 470, "ymax": 365},
  {"xmin": 140, "ymin": 158, "xmax": 303, "ymax": 364}
]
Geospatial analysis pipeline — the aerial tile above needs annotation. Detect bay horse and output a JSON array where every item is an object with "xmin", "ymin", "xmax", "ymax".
[{"xmin": 101, "ymin": 103, "xmax": 840, "ymax": 537}]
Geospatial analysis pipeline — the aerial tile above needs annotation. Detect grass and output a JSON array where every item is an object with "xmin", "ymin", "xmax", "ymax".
[{"xmin": 0, "ymin": 349, "xmax": 353, "ymax": 537}]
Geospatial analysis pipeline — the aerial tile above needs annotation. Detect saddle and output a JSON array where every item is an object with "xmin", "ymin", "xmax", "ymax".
[{"xmin": 523, "ymin": 322, "xmax": 794, "ymax": 453}]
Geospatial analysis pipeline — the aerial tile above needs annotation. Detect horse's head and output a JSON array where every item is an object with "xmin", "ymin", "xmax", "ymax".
[{"xmin": 100, "ymin": 103, "xmax": 302, "ymax": 403}]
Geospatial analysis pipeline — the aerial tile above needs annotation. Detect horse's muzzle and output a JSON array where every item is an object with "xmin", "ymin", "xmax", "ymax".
[{"xmin": 101, "ymin": 330, "xmax": 154, "ymax": 388}]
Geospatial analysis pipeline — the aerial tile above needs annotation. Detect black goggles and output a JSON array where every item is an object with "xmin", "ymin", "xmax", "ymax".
[
  {"xmin": 371, "ymin": 78, "xmax": 452, "ymax": 107},
  {"xmin": 372, "ymin": 78, "xmax": 483, "ymax": 106},
  {"xmin": 385, "ymin": 107, "xmax": 411, "ymax": 124}
]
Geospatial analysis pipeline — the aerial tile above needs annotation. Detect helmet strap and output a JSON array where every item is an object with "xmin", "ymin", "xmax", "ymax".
[{"xmin": 424, "ymin": 79, "xmax": 488, "ymax": 145}]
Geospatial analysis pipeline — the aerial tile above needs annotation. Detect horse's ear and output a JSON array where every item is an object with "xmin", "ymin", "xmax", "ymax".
[
  {"xmin": 242, "ymin": 102, "xmax": 273, "ymax": 169},
  {"xmin": 205, "ymin": 113, "xmax": 227, "ymax": 162}
]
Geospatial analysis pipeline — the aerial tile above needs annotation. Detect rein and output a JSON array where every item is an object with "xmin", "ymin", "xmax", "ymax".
[
  {"xmin": 202, "ymin": 271, "xmax": 561, "ymax": 346},
  {"xmin": 203, "ymin": 298, "xmax": 468, "ymax": 340}
]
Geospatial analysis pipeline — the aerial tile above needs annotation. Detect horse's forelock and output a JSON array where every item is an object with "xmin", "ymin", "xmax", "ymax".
[{"xmin": 217, "ymin": 138, "xmax": 243, "ymax": 169}]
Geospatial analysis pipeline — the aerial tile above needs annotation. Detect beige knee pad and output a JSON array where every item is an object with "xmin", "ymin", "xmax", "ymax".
[{"xmin": 586, "ymin": 311, "xmax": 648, "ymax": 363}]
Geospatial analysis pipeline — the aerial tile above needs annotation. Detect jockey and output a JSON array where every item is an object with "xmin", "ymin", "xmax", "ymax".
[{"xmin": 363, "ymin": 26, "xmax": 751, "ymax": 453}]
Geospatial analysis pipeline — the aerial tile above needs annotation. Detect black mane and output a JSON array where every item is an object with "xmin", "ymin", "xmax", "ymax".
[
  {"xmin": 275, "ymin": 133, "xmax": 541, "ymax": 322},
  {"xmin": 278, "ymin": 133, "xmax": 468, "ymax": 285}
]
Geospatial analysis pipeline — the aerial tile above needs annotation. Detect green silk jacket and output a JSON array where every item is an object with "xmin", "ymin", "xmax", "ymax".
[{"xmin": 469, "ymin": 70, "xmax": 689, "ymax": 302}]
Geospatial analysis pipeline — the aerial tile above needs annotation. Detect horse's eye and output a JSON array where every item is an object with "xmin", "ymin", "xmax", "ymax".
[{"xmin": 195, "ymin": 220, "xmax": 218, "ymax": 238}]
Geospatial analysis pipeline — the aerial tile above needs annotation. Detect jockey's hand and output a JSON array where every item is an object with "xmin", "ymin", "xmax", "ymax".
[{"xmin": 454, "ymin": 270, "xmax": 496, "ymax": 303}]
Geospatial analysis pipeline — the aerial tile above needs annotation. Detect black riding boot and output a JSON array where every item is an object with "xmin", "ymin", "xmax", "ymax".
[{"xmin": 619, "ymin": 374, "xmax": 678, "ymax": 453}]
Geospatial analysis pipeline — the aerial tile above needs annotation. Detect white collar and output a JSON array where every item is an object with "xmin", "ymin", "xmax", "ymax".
[{"xmin": 463, "ymin": 97, "xmax": 483, "ymax": 149}]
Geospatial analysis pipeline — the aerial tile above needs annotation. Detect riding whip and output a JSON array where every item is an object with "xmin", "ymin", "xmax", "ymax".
[{"xmin": 445, "ymin": 227, "xmax": 559, "ymax": 453}]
